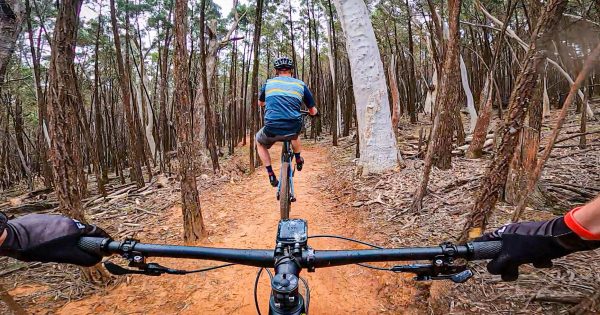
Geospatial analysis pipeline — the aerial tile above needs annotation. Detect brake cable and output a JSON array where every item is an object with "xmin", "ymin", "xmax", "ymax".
[
  {"xmin": 308, "ymin": 234, "xmax": 389, "ymax": 271},
  {"xmin": 308, "ymin": 234, "xmax": 384, "ymax": 249}
]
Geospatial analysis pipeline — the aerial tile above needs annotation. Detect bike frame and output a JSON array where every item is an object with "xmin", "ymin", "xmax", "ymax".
[{"xmin": 277, "ymin": 141, "xmax": 296, "ymax": 203}]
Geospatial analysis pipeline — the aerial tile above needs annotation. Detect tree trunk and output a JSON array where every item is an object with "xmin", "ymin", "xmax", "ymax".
[
  {"xmin": 174, "ymin": 0, "xmax": 206, "ymax": 242},
  {"xmin": 505, "ymin": 78, "xmax": 544, "ymax": 206},
  {"xmin": 157, "ymin": 11, "xmax": 171, "ymax": 172},
  {"xmin": 248, "ymin": 0, "xmax": 265, "ymax": 173},
  {"xmin": 0, "ymin": 0, "xmax": 24, "ymax": 87},
  {"xmin": 466, "ymin": 0, "xmax": 518, "ymax": 159},
  {"xmin": 25, "ymin": 0, "xmax": 53, "ymax": 188},
  {"xmin": 411, "ymin": 0, "xmax": 463, "ymax": 211},
  {"xmin": 429, "ymin": 0, "xmax": 462, "ymax": 170},
  {"xmin": 324, "ymin": 0, "xmax": 340, "ymax": 145},
  {"xmin": 332, "ymin": 0, "xmax": 400, "ymax": 175},
  {"xmin": 404, "ymin": 0, "xmax": 417, "ymax": 123},
  {"xmin": 459, "ymin": 0, "xmax": 568, "ymax": 243},
  {"xmin": 198, "ymin": 0, "xmax": 220, "ymax": 173},
  {"xmin": 388, "ymin": 55, "xmax": 400, "ymax": 136},
  {"xmin": 460, "ymin": 55, "xmax": 477, "ymax": 133},
  {"xmin": 511, "ymin": 42, "xmax": 600, "ymax": 222},
  {"xmin": 45, "ymin": 0, "xmax": 86, "ymax": 219},
  {"xmin": 92, "ymin": 11, "xmax": 108, "ymax": 189},
  {"xmin": 110, "ymin": 0, "xmax": 144, "ymax": 187}
]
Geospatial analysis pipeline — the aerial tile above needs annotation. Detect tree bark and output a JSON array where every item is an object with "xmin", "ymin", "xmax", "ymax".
[
  {"xmin": 198, "ymin": 0, "xmax": 220, "ymax": 173},
  {"xmin": 410, "ymin": 0, "xmax": 463, "ymax": 211},
  {"xmin": 467, "ymin": 0, "xmax": 518, "ymax": 159},
  {"xmin": 45, "ymin": 0, "xmax": 86, "ymax": 219},
  {"xmin": 511, "ymin": 42, "xmax": 600, "ymax": 222},
  {"xmin": 92, "ymin": 11, "xmax": 108, "ymax": 194},
  {"xmin": 110, "ymin": 0, "xmax": 144, "ymax": 187},
  {"xmin": 428, "ymin": 0, "xmax": 462, "ymax": 170},
  {"xmin": 248, "ymin": 0, "xmax": 265, "ymax": 173},
  {"xmin": 389, "ymin": 55, "xmax": 400, "ymax": 136},
  {"xmin": 0, "ymin": 0, "xmax": 24, "ymax": 87},
  {"xmin": 174, "ymin": 0, "xmax": 206, "ymax": 242},
  {"xmin": 459, "ymin": 0, "xmax": 568, "ymax": 243},
  {"xmin": 25, "ymin": 0, "xmax": 53, "ymax": 188},
  {"xmin": 332, "ymin": 0, "xmax": 400, "ymax": 175},
  {"xmin": 404, "ymin": 0, "xmax": 417, "ymax": 123}
]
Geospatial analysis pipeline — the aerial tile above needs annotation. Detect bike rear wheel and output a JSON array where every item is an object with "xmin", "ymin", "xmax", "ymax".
[{"xmin": 279, "ymin": 162, "xmax": 291, "ymax": 220}]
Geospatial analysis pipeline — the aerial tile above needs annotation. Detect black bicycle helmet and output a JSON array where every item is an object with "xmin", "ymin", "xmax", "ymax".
[{"xmin": 274, "ymin": 56, "xmax": 294, "ymax": 70}]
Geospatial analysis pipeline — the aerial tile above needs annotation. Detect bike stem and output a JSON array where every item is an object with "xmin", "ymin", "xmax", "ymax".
[{"xmin": 269, "ymin": 255, "xmax": 305, "ymax": 315}]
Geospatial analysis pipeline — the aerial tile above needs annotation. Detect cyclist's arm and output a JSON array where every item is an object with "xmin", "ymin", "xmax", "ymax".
[
  {"xmin": 570, "ymin": 194, "xmax": 600, "ymax": 237},
  {"xmin": 303, "ymin": 85, "xmax": 318, "ymax": 115}
]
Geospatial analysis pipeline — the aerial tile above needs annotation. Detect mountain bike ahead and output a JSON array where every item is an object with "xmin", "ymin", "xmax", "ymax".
[
  {"xmin": 277, "ymin": 139, "xmax": 294, "ymax": 220},
  {"xmin": 277, "ymin": 110, "xmax": 316, "ymax": 220},
  {"xmin": 78, "ymin": 219, "xmax": 502, "ymax": 315}
]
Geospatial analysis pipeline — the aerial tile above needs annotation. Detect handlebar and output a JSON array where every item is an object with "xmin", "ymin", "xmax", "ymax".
[
  {"xmin": 79, "ymin": 237, "xmax": 502, "ymax": 268},
  {"xmin": 82, "ymin": 221, "xmax": 503, "ymax": 312}
]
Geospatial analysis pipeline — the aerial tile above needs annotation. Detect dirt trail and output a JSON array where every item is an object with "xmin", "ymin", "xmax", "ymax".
[{"xmin": 58, "ymin": 144, "xmax": 413, "ymax": 314}]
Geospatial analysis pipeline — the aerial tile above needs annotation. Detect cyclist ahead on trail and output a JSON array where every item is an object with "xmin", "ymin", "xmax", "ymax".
[{"xmin": 255, "ymin": 56, "xmax": 318, "ymax": 187}]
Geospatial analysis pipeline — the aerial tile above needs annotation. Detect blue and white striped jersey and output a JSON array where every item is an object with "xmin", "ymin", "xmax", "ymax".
[{"xmin": 259, "ymin": 76, "xmax": 315, "ymax": 136}]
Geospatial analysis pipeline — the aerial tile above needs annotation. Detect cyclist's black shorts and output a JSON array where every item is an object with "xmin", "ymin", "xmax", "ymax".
[{"xmin": 255, "ymin": 127, "xmax": 299, "ymax": 149}]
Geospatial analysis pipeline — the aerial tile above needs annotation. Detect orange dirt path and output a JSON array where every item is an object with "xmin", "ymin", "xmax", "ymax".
[{"xmin": 57, "ymin": 144, "xmax": 413, "ymax": 314}]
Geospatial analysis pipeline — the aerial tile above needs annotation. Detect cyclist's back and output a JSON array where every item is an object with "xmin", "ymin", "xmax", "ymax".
[{"xmin": 261, "ymin": 75, "xmax": 313, "ymax": 136}]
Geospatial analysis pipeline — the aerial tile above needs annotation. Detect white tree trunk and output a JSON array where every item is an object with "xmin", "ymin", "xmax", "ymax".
[
  {"xmin": 145, "ymin": 96, "xmax": 156, "ymax": 158},
  {"xmin": 460, "ymin": 55, "xmax": 477, "ymax": 133},
  {"xmin": 332, "ymin": 0, "xmax": 400, "ymax": 174},
  {"xmin": 543, "ymin": 73, "xmax": 550, "ymax": 117},
  {"xmin": 424, "ymin": 69, "xmax": 437, "ymax": 115},
  {"xmin": 130, "ymin": 54, "xmax": 157, "ymax": 159},
  {"xmin": 424, "ymin": 34, "xmax": 437, "ymax": 115}
]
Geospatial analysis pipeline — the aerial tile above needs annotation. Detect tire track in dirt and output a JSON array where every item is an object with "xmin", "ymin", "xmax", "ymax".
[{"xmin": 57, "ymin": 144, "xmax": 414, "ymax": 314}]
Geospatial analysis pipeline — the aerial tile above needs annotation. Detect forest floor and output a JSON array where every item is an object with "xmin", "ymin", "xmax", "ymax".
[
  {"xmin": 1, "ymin": 108, "xmax": 599, "ymax": 314},
  {"xmin": 2, "ymin": 142, "xmax": 422, "ymax": 314},
  {"xmin": 326, "ymin": 110, "xmax": 600, "ymax": 314}
]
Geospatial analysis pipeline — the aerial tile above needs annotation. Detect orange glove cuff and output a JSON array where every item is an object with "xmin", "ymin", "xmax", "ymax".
[{"xmin": 564, "ymin": 207, "xmax": 600, "ymax": 240}]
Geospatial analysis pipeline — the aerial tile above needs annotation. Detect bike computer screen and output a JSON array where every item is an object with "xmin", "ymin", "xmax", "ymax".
[{"xmin": 276, "ymin": 219, "xmax": 308, "ymax": 245}]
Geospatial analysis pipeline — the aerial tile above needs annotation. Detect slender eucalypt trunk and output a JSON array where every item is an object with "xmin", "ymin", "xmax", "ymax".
[{"xmin": 332, "ymin": 0, "xmax": 401, "ymax": 175}]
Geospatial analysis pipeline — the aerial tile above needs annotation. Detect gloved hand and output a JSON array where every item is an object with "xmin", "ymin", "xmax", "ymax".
[
  {"xmin": 475, "ymin": 216, "xmax": 600, "ymax": 281},
  {"xmin": 0, "ymin": 213, "xmax": 110, "ymax": 267}
]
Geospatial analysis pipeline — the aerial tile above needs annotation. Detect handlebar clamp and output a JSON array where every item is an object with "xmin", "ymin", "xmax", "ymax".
[{"xmin": 305, "ymin": 247, "xmax": 315, "ymax": 272}]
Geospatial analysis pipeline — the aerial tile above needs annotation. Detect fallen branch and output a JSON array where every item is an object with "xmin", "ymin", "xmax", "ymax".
[
  {"xmin": 569, "ymin": 288, "xmax": 600, "ymax": 314},
  {"xmin": 3, "ymin": 201, "xmax": 58, "ymax": 215},
  {"xmin": 553, "ymin": 130, "xmax": 600, "ymax": 146},
  {"xmin": 0, "ymin": 262, "xmax": 42, "ymax": 277},
  {"xmin": 533, "ymin": 294, "xmax": 582, "ymax": 305}
]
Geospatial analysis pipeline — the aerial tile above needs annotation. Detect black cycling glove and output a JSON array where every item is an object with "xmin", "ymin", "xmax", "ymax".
[
  {"xmin": 475, "ymin": 216, "xmax": 600, "ymax": 281},
  {"xmin": 0, "ymin": 213, "xmax": 110, "ymax": 267}
]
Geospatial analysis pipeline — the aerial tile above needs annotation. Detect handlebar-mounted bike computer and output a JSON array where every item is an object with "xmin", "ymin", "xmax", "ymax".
[{"xmin": 276, "ymin": 219, "xmax": 308, "ymax": 246}]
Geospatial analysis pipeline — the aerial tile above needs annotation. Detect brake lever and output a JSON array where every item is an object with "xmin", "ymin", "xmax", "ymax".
[
  {"xmin": 104, "ymin": 261, "xmax": 189, "ymax": 276},
  {"xmin": 390, "ymin": 264, "xmax": 473, "ymax": 283},
  {"xmin": 105, "ymin": 238, "xmax": 191, "ymax": 276},
  {"xmin": 389, "ymin": 243, "xmax": 475, "ymax": 284}
]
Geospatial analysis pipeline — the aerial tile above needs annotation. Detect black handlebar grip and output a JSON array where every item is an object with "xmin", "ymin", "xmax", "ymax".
[
  {"xmin": 78, "ymin": 237, "xmax": 109, "ymax": 257},
  {"xmin": 471, "ymin": 241, "xmax": 503, "ymax": 260}
]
